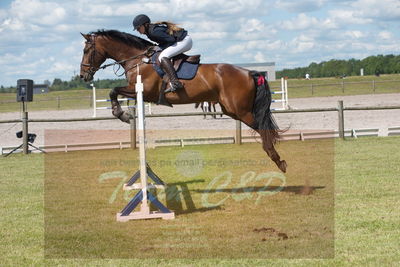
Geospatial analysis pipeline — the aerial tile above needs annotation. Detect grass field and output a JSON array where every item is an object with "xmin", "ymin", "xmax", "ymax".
[
  {"xmin": 1, "ymin": 74, "xmax": 399, "ymax": 113},
  {"xmin": 1, "ymin": 137, "xmax": 399, "ymax": 266},
  {"xmin": 0, "ymin": 89, "xmax": 111, "ymax": 113}
]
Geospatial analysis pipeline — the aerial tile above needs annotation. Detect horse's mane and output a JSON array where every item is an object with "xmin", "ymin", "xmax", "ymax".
[{"xmin": 90, "ymin": 29, "xmax": 154, "ymax": 49}]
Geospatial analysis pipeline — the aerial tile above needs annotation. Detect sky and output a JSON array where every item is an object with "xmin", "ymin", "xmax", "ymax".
[{"xmin": 0, "ymin": 0, "xmax": 399, "ymax": 86}]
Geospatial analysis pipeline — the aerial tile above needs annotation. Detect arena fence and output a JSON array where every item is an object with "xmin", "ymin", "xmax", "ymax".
[{"xmin": 1, "ymin": 102, "xmax": 400, "ymax": 155}]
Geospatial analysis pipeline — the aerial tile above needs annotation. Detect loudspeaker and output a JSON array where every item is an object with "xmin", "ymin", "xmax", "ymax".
[{"xmin": 16, "ymin": 79, "xmax": 33, "ymax": 102}]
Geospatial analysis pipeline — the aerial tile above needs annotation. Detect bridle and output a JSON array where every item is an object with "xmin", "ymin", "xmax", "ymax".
[
  {"xmin": 80, "ymin": 34, "xmax": 155, "ymax": 78},
  {"xmin": 80, "ymin": 35, "xmax": 104, "ymax": 78}
]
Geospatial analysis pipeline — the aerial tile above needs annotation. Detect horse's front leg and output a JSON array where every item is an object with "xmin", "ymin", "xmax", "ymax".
[{"xmin": 109, "ymin": 87, "xmax": 132, "ymax": 123}]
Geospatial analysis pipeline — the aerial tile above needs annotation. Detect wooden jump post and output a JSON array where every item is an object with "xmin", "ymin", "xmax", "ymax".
[{"xmin": 116, "ymin": 69, "xmax": 175, "ymax": 221}]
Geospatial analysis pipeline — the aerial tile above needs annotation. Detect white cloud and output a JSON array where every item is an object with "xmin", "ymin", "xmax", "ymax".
[
  {"xmin": 10, "ymin": 0, "xmax": 67, "ymax": 26},
  {"xmin": 0, "ymin": 0, "xmax": 400, "ymax": 86},
  {"xmin": 235, "ymin": 18, "xmax": 277, "ymax": 40},
  {"xmin": 289, "ymin": 35, "xmax": 316, "ymax": 53},
  {"xmin": 170, "ymin": 0, "xmax": 266, "ymax": 16},
  {"xmin": 276, "ymin": 0, "xmax": 327, "ymax": 13},
  {"xmin": 226, "ymin": 40, "xmax": 284, "ymax": 59},
  {"xmin": 280, "ymin": 13, "xmax": 337, "ymax": 31},
  {"xmin": 351, "ymin": 0, "xmax": 400, "ymax": 20},
  {"xmin": 253, "ymin": 51, "xmax": 267, "ymax": 63},
  {"xmin": 378, "ymin": 31, "xmax": 393, "ymax": 40},
  {"xmin": 328, "ymin": 9, "xmax": 372, "ymax": 25},
  {"xmin": 344, "ymin": 30, "xmax": 366, "ymax": 39},
  {"xmin": 191, "ymin": 32, "xmax": 228, "ymax": 40}
]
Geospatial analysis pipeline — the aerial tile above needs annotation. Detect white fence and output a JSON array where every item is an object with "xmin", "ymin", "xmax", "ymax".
[
  {"xmin": 91, "ymin": 84, "xmax": 151, "ymax": 117},
  {"xmin": 1, "ymin": 103, "xmax": 400, "ymax": 155},
  {"xmin": 270, "ymin": 78, "xmax": 289, "ymax": 111}
]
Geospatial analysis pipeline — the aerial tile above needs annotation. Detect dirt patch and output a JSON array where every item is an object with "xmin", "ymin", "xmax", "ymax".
[{"xmin": 254, "ymin": 227, "xmax": 289, "ymax": 241}]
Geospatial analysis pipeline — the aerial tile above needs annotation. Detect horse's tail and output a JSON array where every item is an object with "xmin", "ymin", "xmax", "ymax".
[{"xmin": 250, "ymin": 71, "xmax": 280, "ymax": 144}]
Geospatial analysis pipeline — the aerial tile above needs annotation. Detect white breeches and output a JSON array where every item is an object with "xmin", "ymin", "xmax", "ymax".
[{"xmin": 158, "ymin": 35, "xmax": 193, "ymax": 62}]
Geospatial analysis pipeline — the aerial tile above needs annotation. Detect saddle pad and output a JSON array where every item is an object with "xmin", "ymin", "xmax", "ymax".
[{"xmin": 152, "ymin": 53, "xmax": 199, "ymax": 80}]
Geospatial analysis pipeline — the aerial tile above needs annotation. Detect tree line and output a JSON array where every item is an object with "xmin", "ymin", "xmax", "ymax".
[
  {"xmin": 1, "ymin": 54, "xmax": 399, "ymax": 93},
  {"xmin": 0, "ymin": 76, "xmax": 127, "ymax": 93},
  {"xmin": 277, "ymin": 54, "xmax": 400, "ymax": 79}
]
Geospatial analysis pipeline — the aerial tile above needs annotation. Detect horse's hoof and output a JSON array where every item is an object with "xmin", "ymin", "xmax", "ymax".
[
  {"xmin": 279, "ymin": 160, "xmax": 287, "ymax": 173},
  {"xmin": 118, "ymin": 111, "xmax": 132, "ymax": 123},
  {"xmin": 112, "ymin": 107, "xmax": 123, "ymax": 118}
]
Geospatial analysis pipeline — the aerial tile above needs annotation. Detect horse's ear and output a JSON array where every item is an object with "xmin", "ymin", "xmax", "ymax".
[{"xmin": 80, "ymin": 32, "xmax": 90, "ymax": 41}]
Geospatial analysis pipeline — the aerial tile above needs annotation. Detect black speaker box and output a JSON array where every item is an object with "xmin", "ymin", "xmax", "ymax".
[{"xmin": 16, "ymin": 79, "xmax": 33, "ymax": 102}]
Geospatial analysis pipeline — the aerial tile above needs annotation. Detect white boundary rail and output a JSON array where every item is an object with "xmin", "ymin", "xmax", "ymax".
[{"xmin": 1, "ymin": 104, "xmax": 400, "ymax": 155}]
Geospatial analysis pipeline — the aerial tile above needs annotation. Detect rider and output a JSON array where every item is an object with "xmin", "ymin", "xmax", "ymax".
[{"xmin": 132, "ymin": 14, "xmax": 192, "ymax": 92}]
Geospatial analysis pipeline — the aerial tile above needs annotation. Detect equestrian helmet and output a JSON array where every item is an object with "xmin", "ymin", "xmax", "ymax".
[{"xmin": 133, "ymin": 14, "xmax": 150, "ymax": 29}]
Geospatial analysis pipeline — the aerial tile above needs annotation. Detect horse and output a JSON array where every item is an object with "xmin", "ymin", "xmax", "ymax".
[
  {"xmin": 79, "ymin": 30, "xmax": 287, "ymax": 173},
  {"xmin": 194, "ymin": 101, "xmax": 220, "ymax": 119}
]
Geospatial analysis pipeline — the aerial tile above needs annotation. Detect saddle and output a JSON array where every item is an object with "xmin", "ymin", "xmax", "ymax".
[
  {"xmin": 151, "ymin": 51, "xmax": 200, "ymax": 80},
  {"xmin": 156, "ymin": 53, "xmax": 200, "ymax": 70}
]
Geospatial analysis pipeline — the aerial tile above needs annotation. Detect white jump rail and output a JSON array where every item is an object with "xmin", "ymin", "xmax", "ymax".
[
  {"xmin": 91, "ymin": 83, "xmax": 152, "ymax": 117},
  {"xmin": 270, "ymin": 77, "xmax": 289, "ymax": 111}
]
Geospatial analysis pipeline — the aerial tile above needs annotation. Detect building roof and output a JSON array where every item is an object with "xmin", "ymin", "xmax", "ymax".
[{"xmin": 236, "ymin": 62, "xmax": 275, "ymax": 68}]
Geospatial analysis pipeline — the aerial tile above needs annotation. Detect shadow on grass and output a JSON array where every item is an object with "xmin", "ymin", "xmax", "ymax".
[
  {"xmin": 154, "ymin": 179, "xmax": 223, "ymax": 215},
  {"xmin": 161, "ymin": 178, "xmax": 324, "ymax": 215},
  {"xmin": 192, "ymin": 185, "xmax": 325, "ymax": 195}
]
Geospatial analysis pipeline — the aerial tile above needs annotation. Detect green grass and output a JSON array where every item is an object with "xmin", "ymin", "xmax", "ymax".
[
  {"xmin": 1, "ymin": 137, "xmax": 399, "ymax": 266},
  {"xmin": 0, "ymin": 89, "xmax": 111, "ymax": 113},
  {"xmin": 1, "ymin": 74, "xmax": 400, "ymax": 113}
]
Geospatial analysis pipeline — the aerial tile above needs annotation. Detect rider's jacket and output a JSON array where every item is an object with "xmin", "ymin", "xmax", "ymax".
[{"xmin": 146, "ymin": 24, "xmax": 187, "ymax": 49}]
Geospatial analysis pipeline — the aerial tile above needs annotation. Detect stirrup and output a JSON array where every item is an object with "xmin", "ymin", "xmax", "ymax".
[
  {"xmin": 164, "ymin": 83, "xmax": 177, "ymax": 93},
  {"xmin": 164, "ymin": 81, "xmax": 183, "ymax": 93}
]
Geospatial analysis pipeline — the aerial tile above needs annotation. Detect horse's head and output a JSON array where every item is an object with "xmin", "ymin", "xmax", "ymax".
[{"xmin": 79, "ymin": 33, "xmax": 107, "ymax": 82}]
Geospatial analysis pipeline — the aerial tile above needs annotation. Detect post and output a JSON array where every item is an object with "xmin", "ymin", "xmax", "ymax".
[
  {"xmin": 91, "ymin": 83, "xmax": 96, "ymax": 117},
  {"xmin": 117, "ymin": 71, "xmax": 175, "ymax": 221},
  {"xmin": 235, "ymin": 120, "xmax": 242, "ymax": 145},
  {"xmin": 341, "ymin": 80, "xmax": 345, "ymax": 93},
  {"xmin": 135, "ymin": 75, "xmax": 149, "ymax": 214},
  {"xmin": 57, "ymin": 96, "xmax": 60, "ymax": 109},
  {"xmin": 281, "ymin": 79, "xmax": 285, "ymax": 110},
  {"xmin": 338, "ymin": 100, "xmax": 345, "ymax": 139},
  {"xmin": 372, "ymin": 80, "xmax": 376, "ymax": 92},
  {"xmin": 129, "ymin": 106, "xmax": 137, "ymax": 150},
  {"xmin": 22, "ymin": 108, "xmax": 28, "ymax": 154},
  {"xmin": 284, "ymin": 79, "xmax": 289, "ymax": 109}
]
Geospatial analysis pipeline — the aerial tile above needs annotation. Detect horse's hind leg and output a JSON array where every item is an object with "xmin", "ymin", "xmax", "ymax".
[
  {"xmin": 258, "ymin": 129, "xmax": 287, "ymax": 173},
  {"xmin": 236, "ymin": 111, "xmax": 287, "ymax": 173}
]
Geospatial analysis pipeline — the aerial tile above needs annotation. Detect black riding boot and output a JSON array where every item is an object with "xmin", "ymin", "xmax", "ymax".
[{"xmin": 160, "ymin": 57, "xmax": 183, "ymax": 92}]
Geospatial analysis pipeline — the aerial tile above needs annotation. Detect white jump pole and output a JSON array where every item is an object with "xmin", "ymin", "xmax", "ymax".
[
  {"xmin": 280, "ymin": 78, "xmax": 285, "ymax": 110},
  {"xmin": 136, "ymin": 74, "xmax": 150, "ymax": 214},
  {"xmin": 284, "ymin": 78, "xmax": 289, "ymax": 109},
  {"xmin": 91, "ymin": 83, "xmax": 96, "ymax": 117},
  {"xmin": 116, "ymin": 68, "xmax": 174, "ymax": 221}
]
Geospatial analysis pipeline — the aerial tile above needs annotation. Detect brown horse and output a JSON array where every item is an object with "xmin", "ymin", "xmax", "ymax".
[{"xmin": 80, "ymin": 30, "xmax": 287, "ymax": 172}]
